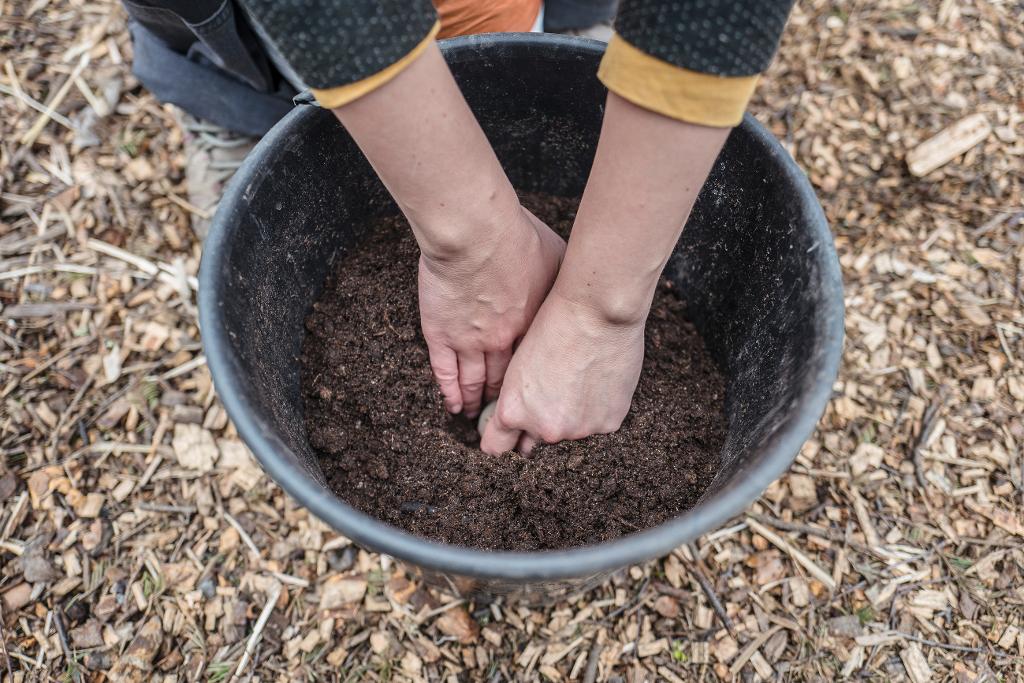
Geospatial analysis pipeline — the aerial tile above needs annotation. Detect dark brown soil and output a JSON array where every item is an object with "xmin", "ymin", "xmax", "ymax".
[{"xmin": 301, "ymin": 194, "xmax": 727, "ymax": 551}]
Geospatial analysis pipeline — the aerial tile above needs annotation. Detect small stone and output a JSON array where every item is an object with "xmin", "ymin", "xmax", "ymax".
[
  {"xmin": 435, "ymin": 606, "xmax": 479, "ymax": 644},
  {"xmin": 477, "ymin": 401, "xmax": 497, "ymax": 436}
]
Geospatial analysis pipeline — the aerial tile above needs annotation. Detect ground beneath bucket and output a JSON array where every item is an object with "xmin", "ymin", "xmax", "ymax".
[{"xmin": 300, "ymin": 194, "xmax": 727, "ymax": 551}]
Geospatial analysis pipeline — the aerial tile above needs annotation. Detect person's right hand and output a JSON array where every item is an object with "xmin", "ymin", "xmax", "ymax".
[
  {"xmin": 418, "ymin": 206, "xmax": 565, "ymax": 418},
  {"xmin": 479, "ymin": 288, "xmax": 645, "ymax": 454}
]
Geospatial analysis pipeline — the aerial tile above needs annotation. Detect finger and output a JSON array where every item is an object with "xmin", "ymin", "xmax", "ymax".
[
  {"xmin": 426, "ymin": 341, "xmax": 462, "ymax": 413},
  {"xmin": 483, "ymin": 348, "xmax": 513, "ymax": 402},
  {"xmin": 481, "ymin": 409, "xmax": 521, "ymax": 455},
  {"xmin": 458, "ymin": 351, "xmax": 487, "ymax": 418},
  {"xmin": 517, "ymin": 433, "xmax": 539, "ymax": 455}
]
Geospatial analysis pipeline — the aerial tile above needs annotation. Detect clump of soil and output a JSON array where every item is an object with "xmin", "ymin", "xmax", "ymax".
[{"xmin": 301, "ymin": 194, "xmax": 727, "ymax": 551}]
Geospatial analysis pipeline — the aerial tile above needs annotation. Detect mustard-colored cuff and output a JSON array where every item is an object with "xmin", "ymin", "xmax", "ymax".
[
  {"xmin": 598, "ymin": 33, "xmax": 759, "ymax": 128},
  {"xmin": 311, "ymin": 21, "xmax": 441, "ymax": 109}
]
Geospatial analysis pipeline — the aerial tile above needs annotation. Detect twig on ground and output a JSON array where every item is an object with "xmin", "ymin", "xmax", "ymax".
[
  {"xmin": 911, "ymin": 392, "xmax": 945, "ymax": 490},
  {"xmin": 51, "ymin": 610, "xmax": 81, "ymax": 683},
  {"xmin": 21, "ymin": 53, "xmax": 90, "ymax": 146},
  {"xmin": 0, "ymin": 605, "xmax": 14, "ymax": 683},
  {"xmin": 746, "ymin": 518, "xmax": 837, "ymax": 591},
  {"xmin": 222, "ymin": 510, "xmax": 261, "ymax": 562},
  {"xmin": 230, "ymin": 581, "xmax": 282, "ymax": 683},
  {"xmin": 582, "ymin": 640, "xmax": 602, "ymax": 683},
  {"xmin": 139, "ymin": 502, "xmax": 197, "ymax": 515},
  {"xmin": 686, "ymin": 543, "xmax": 734, "ymax": 634}
]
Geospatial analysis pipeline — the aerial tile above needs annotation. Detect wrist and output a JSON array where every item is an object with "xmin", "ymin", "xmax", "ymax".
[
  {"xmin": 416, "ymin": 196, "xmax": 532, "ymax": 276},
  {"xmin": 409, "ymin": 176, "xmax": 523, "ymax": 265},
  {"xmin": 549, "ymin": 271, "xmax": 655, "ymax": 329}
]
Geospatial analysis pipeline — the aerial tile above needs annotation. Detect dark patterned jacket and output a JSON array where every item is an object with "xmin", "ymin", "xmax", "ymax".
[{"xmin": 241, "ymin": 0, "xmax": 795, "ymax": 127}]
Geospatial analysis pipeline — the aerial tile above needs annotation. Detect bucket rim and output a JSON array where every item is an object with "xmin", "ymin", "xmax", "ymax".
[{"xmin": 198, "ymin": 32, "xmax": 845, "ymax": 581}]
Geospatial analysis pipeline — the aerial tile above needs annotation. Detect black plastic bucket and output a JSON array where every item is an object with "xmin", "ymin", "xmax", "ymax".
[{"xmin": 199, "ymin": 34, "xmax": 844, "ymax": 597}]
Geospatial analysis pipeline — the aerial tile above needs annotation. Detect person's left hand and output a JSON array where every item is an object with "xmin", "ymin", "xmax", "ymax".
[
  {"xmin": 479, "ymin": 287, "xmax": 645, "ymax": 454},
  {"xmin": 418, "ymin": 206, "xmax": 565, "ymax": 417}
]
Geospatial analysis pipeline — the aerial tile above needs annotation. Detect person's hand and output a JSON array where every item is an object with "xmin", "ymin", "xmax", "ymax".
[
  {"xmin": 419, "ymin": 207, "xmax": 565, "ymax": 418},
  {"xmin": 480, "ymin": 288, "xmax": 645, "ymax": 454},
  {"xmin": 479, "ymin": 93, "xmax": 730, "ymax": 453}
]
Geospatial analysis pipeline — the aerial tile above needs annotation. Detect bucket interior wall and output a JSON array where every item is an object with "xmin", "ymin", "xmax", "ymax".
[{"xmin": 213, "ymin": 41, "xmax": 829, "ymax": 519}]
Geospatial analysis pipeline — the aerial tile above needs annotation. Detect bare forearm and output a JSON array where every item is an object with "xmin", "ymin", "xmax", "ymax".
[
  {"xmin": 332, "ymin": 43, "xmax": 519, "ymax": 261},
  {"xmin": 553, "ymin": 92, "xmax": 730, "ymax": 324}
]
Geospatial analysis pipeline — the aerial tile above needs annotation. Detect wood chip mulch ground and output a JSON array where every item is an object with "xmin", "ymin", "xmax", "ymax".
[{"xmin": 2, "ymin": 0, "xmax": 1022, "ymax": 681}]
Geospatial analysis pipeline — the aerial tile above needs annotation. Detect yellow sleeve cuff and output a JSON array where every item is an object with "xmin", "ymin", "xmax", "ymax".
[
  {"xmin": 598, "ymin": 33, "xmax": 759, "ymax": 128},
  {"xmin": 311, "ymin": 21, "xmax": 441, "ymax": 109}
]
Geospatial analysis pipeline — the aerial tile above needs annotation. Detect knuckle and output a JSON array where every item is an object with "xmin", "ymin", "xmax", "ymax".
[
  {"xmin": 495, "ymin": 401, "xmax": 521, "ymax": 428},
  {"xmin": 538, "ymin": 430, "xmax": 561, "ymax": 445},
  {"xmin": 598, "ymin": 417, "xmax": 624, "ymax": 435},
  {"xmin": 433, "ymin": 372, "xmax": 459, "ymax": 386},
  {"xmin": 430, "ymin": 364, "xmax": 458, "ymax": 383},
  {"xmin": 460, "ymin": 378, "xmax": 485, "ymax": 392},
  {"xmin": 537, "ymin": 423, "xmax": 563, "ymax": 444},
  {"xmin": 492, "ymin": 331, "xmax": 517, "ymax": 350}
]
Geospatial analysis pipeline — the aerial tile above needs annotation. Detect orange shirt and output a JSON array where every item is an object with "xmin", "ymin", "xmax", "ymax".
[{"xmin": 434, "ymin": 0, "xmax": 541, "ymax": 38}]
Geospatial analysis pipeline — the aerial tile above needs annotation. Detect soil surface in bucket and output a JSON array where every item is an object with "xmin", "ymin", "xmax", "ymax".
[{"xmin": 301, "ymin": 194, "xmax": 727, "ymax": 551}]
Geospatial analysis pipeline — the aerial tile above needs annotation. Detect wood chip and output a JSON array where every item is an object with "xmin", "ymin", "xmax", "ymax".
[
  {"xmin": 900, "ymin": 643, "xmax": 934, "ymax": 683},
  {"xmin": 906, "ymin": 114, "xmax": 992, "ymax": 176}
]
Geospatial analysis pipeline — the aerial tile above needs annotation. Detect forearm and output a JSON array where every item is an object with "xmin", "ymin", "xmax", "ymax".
[
  {"xmin": 553, "ymin": 93, "xmax": 730, "ymax": 324},
  {"xmin": 332, "ymin": 42, "xmax": 519, "ymax": 261}
]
